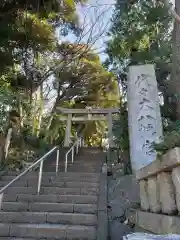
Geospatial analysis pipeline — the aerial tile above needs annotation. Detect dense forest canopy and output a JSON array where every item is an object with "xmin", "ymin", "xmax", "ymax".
[
  {"xmin": 1, "ymin": 0, "xmax": 180, "ymax": 171},
  {"xmin": 107, "ymin": 0, "xmax": 180, "ymax": 160},
  {"xmin": 0, "ymin": 0, "xmax": 120, "ymax": 169}
]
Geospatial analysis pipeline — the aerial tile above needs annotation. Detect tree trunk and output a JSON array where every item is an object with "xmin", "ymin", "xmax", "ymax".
[
  {"xmin": 4, "ymin": 128, "xmax": 13, "ymax": 160},
  {"xmin": 36, "ymin": 84, "xmax": 44, "ymax": 137},
  {"xmin": 18, "ymin": 97, "xmax": 24, "ymax": 129},
  {"xmin": 171, "ymin": 0, "xmax": 180, "ymax": 120}
]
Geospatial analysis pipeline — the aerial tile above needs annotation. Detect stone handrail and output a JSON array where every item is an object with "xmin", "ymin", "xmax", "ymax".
[
  {"xmin": 136, "ymin": 147, "xmax": 180, "ymax": 181},
  {"xmin": 137, "ymin": 147, "xmax": 180, "ymax": 215},
  {"xmin": 128, "ymin": 147, "xmax": 180, "ymax": 234}
]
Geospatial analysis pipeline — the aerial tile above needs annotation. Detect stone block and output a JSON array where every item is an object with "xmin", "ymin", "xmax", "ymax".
[
  {"xmin": 41, "ymin": 187, "xmax": 81, "ymax": 195},
  {"xmin": 65, "ymin": 195, "xmax": 97, "ymax": 204},
  {"xmin": 29, "ymin": 202, "xmax": 73, "ymax": 213},
  {"xmin": 137, "ymin": 210, "xmax": 161, "ymax": 233},
  {"xmin": 4, "ymin": 187, "xmax": 36, "ymax": 194},
  {"xmin": 9, "ymin": 223, "xmax": 67, "ymax": 238},
  {"xmin": 46, "ymin": 213, "xmax": 97, "ymax": 226},
  {"xmin": 17, "ymin": 194, "xmax": 59, "ymax": 203},
  {"xmin": 172, "ymin": 166, "xmax": 180, "ymax": 212},
  {"xmin": 158, "ymin": 172, "xmax": 177, "ymax": 214},
  {"xmin": 0, "ymin": 223, "xmax": 10, "ymax": 236},
  {"xmin": 2, "ymin": 202, "xmax": 29, "ymax": 212},
  {"xmin": 136, "ymin": 147, "xmax": 180, "ymax": 180},
  {"xmin": 136, "ymin": 159, "xmax": 161, "ymax": 181},
  {"xmin": 139, "ymin": 180, "xmax": 149, "ymax": 211},
  {"xmin": 131, "ymin": 210, "xmax": 180, "ymax": 234},
  {"xmin": 74, "ymin": 204, "xmax": 97, "ymax": 214},
  {"xmin": 147, "ymin": 176, "xmax": 161, "ymax": 213},
  {"xmin": 80, "ymin": 187, "xmax": 99, "ymax": 195},
  {"xmin": 0, "ymin": 212, "xmax": 46, "ymax": 224},
  {"xmin": 0, "ymin": 180, "xmax": 28, "ymax": 187},
  {"xmin": 3, "ymin": 194, "xmax": 18, "ymax": 202},
  {"xmin": 66, "ymin": 225, "xmax": 96, "ymax": 240},
  {"xmin": 66, "ymin": 182, "xmax": 98, "ymax": 188}
]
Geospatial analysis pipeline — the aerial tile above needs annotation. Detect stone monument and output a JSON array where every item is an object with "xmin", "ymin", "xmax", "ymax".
[{"xmin": 127, "ymin": 64, "xmax": 163, "ymax": 172}]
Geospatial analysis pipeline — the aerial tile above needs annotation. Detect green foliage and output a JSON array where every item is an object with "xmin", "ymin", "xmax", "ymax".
[
  {"xmin": 55, "ymin": 43, "xmax": 119, "ymax": 106},
  {"xmin": 0, "ymin": 0, "xmax": 120, "ymax": 169},
  {"xmin": 106, "ymin": 0, "xmax": 173, "ymax": 121},
  {"xmin": 153, "ymin": 129, "xmax": 180, "ymax": 157},
  {"xmin": 153, "ymin": 120, "xmax": 180, "ymax": 157},
  {"xmin": 0, "ymin": 0, "xmax": 86, "ymax": 75},
  {"xmin": 112, "ymin": 102, "xmax": 132, "ymax": 174},
  {"xmin": 53, "ymin": 43, "xmax": 120, "ymax": 145},
  {"xmin": 0, "ymin": 0, "xmax": 89, "ymax": 170},
  {"xmin": 112, "ymin": 103, "xmax": 129, "ymax": 152},
  {"xmin": 105, "ymin": 0, "xmax": 177, "ymax": 166}
]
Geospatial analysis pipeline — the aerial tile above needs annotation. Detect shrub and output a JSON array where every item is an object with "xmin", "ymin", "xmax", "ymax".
[{"xmin": 153, "ymin": 130, "xmax": 180, "ymax": 157}]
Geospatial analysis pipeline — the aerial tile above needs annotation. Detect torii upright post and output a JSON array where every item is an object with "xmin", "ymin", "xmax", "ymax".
[
  {"xmin": 64, "ymin": 113, "xmax": 72, "ymax": 147},
  {"xmin": 107, "ymin": 111, "xmax": 113, "ymax": 165},
  {"xmin": 108, "ymin": 112, "xmax": 113, "ymax": 147}
]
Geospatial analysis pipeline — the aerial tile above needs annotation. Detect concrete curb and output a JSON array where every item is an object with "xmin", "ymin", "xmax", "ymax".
[{"xmin": 97, "ymin": 173, "xmax": 108, "ymax": 240}]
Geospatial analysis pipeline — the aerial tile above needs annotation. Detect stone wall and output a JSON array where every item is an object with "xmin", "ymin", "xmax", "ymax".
[
  {"xmin": 130, "ymin": 147, "xmax": 180, "ymax": 234},
  {"xmin": 137, "ymin": 147, "xmax": 180, "ymax": 215}
]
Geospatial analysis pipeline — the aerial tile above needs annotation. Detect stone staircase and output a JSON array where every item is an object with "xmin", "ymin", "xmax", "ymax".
[{"xmin": 0, "ymin": 147, "xmax": 107, "ymax": 239}]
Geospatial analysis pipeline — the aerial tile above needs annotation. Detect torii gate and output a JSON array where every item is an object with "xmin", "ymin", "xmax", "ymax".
[{"xmin": 57, "ymin": 107, "xmax": 119, "ymax": 147}]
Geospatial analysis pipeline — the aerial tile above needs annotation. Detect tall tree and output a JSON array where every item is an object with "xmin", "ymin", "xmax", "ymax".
[
  {"xmin": 171, "ymin": 0, "xmax": 180, "ymax": 120},
  {"xmin": 0, "ymin": 0, "xmax": 88, "ymax": 167},
  {"xmin": 105, "ymin": 0, "xmax": 174, "ymax": 164},
  {"xmin": 47, "ymin": 43, "xmax": 120, "ymax": 145}
]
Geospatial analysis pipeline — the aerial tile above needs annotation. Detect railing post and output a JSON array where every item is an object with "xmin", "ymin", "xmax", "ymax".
[
  {"xmin": 81, "ymin": 138, "xmax": 84, "ymax": 147},
  {"xmin": 56, "ymin": 149, "xmax": 60, "ymax": 175},
  {"xmin": 37, "ymin": 160, "xmax": 44, "ymax": 194},
  {"xmin": 0, "ymin": 193, "xmax": 4, "ymax": 210},
  {"xmin": 72, "ymin": 146, "xmax": 74, "ymax": 163},
  {"xmin": 65, "ymin": 154, "xmax": 68, "ymax": 172},
  {"xmin": 76, "ymin": 142, "xmax": 78, "ymax": 154}
]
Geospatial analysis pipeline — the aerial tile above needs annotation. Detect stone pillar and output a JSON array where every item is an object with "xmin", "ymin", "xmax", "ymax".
[
  {"xmin": 64, "ymin": 114, "xmax": 72, "ymax": 147},
  {"xmin": 147, "ymin": 176, "xmax": 161, "ymax": 213},
  {"xmin": 107, "ymin": 112, "xmax": 113, "ymax": 147},
  {"xmin": 139, "ymin": 180, "xmax": 149, "ymax": 211},
  {"xmin": 127, "ymin": 64, "xmax": 163, "ymax": 172},
  {"xmin": 172, "ymin": 167, "xmax": 180, "ymax": 212},
  {"xmin": 158, "ymin": 172, "xmax": 177, "ymax": 214}
]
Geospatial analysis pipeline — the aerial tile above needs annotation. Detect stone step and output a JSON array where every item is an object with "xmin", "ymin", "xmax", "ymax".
[
  {"xmin": 0, "ymin": 212, "xmax": 97, "ymax": 225},
  {"xmin": 47, "ymin": 167, "xmax": 100, "ymax": 172},
  {"xmin": 3, "ymin": 186, "xmax": 99, "ymax": 195},
  {"xmin": 49, "ymin": 161, "xmax": 101, "ymax": 166},
  {"xmin": 50, "ymin": 163, "xmax": 101, "ymax": 168},
  {"xmin": 6, "ymin": 171, "xmax": 100, "ymax": 178},
  {"xmin": 58, "ymin": 169, "xmax": 100, "ymax": 173},
  {"xmin": 2, "ymin": 202, "xmax": 97, "ymax": 214},
  {"xmin": 0, "ymin": 238, "xmax": 36, "ymax": 240},
  {"xmin": 3, "ymin": 194, "xmax": 97, "ymax": 204},
  {"xmin": 1, "ymin": 176, "xmax": 100, "ymax": 184},
  {"xmin": 0, "ymin": 180, "xmax": 99, "ymax": 188},
  {"xmin": 51, "ymin": 168, "xmax": 100, "ymax": 173},
  {"xmin": 0, "ymin": 223, "xmax": 96, "ymax": 239},
  {"xmin": 66, "ymin": 163, "xmax": 101, "ymax": 167}
]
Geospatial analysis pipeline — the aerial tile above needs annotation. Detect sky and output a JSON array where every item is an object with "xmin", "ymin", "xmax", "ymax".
[{"xmin": 60, "ymin": 0, "xmax": 115, "ymax": 62}]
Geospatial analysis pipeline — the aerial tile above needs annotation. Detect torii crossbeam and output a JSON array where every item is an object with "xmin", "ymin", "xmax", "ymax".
[{"xmin": 56, "ymin": 107, "xmax": 119, "ymax": 147}]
